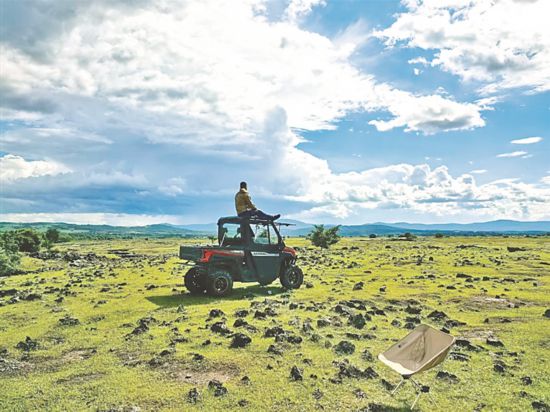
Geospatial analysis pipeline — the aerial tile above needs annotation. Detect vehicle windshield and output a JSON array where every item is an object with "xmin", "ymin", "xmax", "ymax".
[
  {"xmin": 250, "ymin": 222, "xmax": 278, "ymax": 245},
  {"xmin": 220, "ymin": 223, "xmax": 242, "ymax": 245}
]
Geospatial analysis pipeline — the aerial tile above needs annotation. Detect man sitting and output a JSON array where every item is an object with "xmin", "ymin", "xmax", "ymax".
[{"xmin": 235, "ymin": 181, "xmax": 280, "ymax": 221}]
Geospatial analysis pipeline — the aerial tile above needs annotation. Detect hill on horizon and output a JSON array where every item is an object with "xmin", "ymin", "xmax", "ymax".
[{"xmin": 0, "ymin": 219, "xmax": 549, "ymax": 238}]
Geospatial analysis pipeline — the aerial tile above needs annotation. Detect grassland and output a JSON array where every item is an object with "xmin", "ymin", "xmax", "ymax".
[{"xmin": 1, "ymin": 236, "xmax": 549, "ymax": 411}]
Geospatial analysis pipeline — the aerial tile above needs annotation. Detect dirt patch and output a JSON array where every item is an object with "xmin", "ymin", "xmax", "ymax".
[
  {"xmin": 458, "ymin": 296, "xmax": 528, "ymax": 310},
  {"xmin": 0, "ymin": 358, "xmax": 34, "ymax": 375},
  {"xmin": 62, "ymin": 348, "xmax": 97, "ymax": 362},
  {"xmin": 460, "ymin": 329, "xmax": 496, "ymax": 340},
  {"xmin": 169, "ymin": 362, "xmax": 240, "ymax": 385}
]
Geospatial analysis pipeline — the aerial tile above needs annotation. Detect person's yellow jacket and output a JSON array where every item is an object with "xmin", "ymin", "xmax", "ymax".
[{"xmin": 235, "ymin": 188, "xmax": 256, "ymax": 214}]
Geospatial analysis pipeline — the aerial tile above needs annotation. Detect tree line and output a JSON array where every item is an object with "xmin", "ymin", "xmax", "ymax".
[{"xmin": 0, "ymin": 228, "xmax": 61, "ymax": 276}]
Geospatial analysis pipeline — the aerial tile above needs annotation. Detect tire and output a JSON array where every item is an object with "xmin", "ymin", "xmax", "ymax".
[
  {"xmin": 206, "ymin": 271, "xmax": 233, "ymax": 297},
  {"xmin": 185, "ymin": 267, "xmax": 206, "ymax": 295},
  {"xmin": 280, "ymin": 265, "xmax": 303, "ymax": 289}
]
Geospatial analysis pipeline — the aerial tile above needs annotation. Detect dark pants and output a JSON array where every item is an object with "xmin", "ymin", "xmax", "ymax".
[{"xmin": 238, "ymin": 209, "xmax": 276, "ymax": 220}]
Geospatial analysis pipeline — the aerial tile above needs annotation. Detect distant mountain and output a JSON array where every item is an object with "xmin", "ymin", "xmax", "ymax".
[
  {"xmin": 0, "ymin": 219, "xmax": 548, "ymax": 238},
  {"xmin": 378, "ymin": 220, "xmax": 550, "ymax": 233},
  {"xmin": 0, "ymin": 222, "xmax": 202, "ymax": 237}
]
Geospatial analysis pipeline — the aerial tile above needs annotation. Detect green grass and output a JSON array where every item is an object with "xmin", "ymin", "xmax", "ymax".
[{"xmin": 1, "ymin": 236, "xmax": 549, "ymax": 411}]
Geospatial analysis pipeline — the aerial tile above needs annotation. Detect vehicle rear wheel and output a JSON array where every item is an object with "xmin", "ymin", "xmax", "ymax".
[
  {"xmin": 280, "ymin": 265, "xmax": 303, "ymax": 289},
  {"xmin": 185, "ymin": 267, "xmax": 206, "ymax": 295},
  {"xmin": 207, "ymin": 271, "xmax": 233, "ymax": 297}
]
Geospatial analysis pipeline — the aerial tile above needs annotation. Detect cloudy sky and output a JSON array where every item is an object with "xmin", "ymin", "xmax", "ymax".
[{"xmin": 1, "ymin": 0, "xmax": 549, "ymax": 225}]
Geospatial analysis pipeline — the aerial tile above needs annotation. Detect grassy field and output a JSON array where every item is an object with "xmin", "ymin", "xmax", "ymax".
[{"xmin": 1, "ymin": 236, "xmax": 549, "ymax": 411}]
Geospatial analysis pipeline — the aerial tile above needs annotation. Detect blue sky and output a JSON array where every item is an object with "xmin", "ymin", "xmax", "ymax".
[{"xmin": 1, "ymin": 0, "xmax": 549, "ymax": 225}]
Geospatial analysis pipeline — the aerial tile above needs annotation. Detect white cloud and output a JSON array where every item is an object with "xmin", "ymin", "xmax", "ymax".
[
  {"xmin": 0, "ymin": 213, "xmax": 183, "ymax": 226},
  {"xmin": 511, "ymin": 136, "xmax": 543, "ymax": 145},
  {"xmin": 0, "ymin": 0, "xmax": 485, "ymax": 137},
  {"xmin": 284, "ymin": 0, "xmax": 326, "ymax": 22},
  {"xmin": 0, "ymin": 154, "xmax": 71, "ymax": 182},
  {"xmin": 287, "ymin": 163, "xmax": 550, "ymax": 222},
  {"xmin": 376, "ymin": 0, "xmax": 550, "ymax": 94},
  {"xmin": 1, "ymin": 0, "xmax": 546, "ymax": 223},
  {"xmin": 469, "ymin": 169, "xmax": 487, "ymax": 174},
  {"xmin": 496, "ymin": 151, "xmax": 528, "ymax": 158}
]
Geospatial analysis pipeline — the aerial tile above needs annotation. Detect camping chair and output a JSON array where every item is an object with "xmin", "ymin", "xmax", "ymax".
[{"xmin": 378, "ymin": 324, "xmax": 455, "ymax": 409}]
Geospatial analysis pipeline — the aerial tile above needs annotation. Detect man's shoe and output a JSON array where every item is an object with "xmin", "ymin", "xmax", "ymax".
[{"xmin": 272, "ymin": 214, "xmax": 281, "ymax": 221}]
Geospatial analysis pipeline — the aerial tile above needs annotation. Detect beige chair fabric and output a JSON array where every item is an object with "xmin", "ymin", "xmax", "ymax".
[{"xmin": 378, "ymin": 324, "xmax": 455, "ymax": 377}]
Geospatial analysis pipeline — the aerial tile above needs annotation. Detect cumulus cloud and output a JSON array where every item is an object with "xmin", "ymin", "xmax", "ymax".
[
  {"xmin": 1, "ymin": 0, "xmax": 546, "ymax": 223},
  {"xmin": 376, "ymin": 0, "xmax": 550, "ymax": 94},
  {"xmin": 284, "ymin": 0, "xmax": 326, "ymax": 22},
  {"xmin": 0, "ymin": 154, "xmax": 71, "ymax": 182},
  {"xmin": 511, "ymin": 136, "xmax": 543, "ymax": 145},
  {"xmin": 287, "ymin": 163, "xmax": 550, "ymax": 222}
]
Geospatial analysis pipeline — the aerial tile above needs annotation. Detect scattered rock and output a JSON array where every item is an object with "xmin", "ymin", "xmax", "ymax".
[
  {"xmin": 353, "ymin": 282, "xmax": 364, "ymax": 291},
  {"xmin": 405, "ymin": 305, "xmax": 421, "ymax": 315},
  {"xmin": 59, "ymin": 315, "xmax": 80, "ymax": 326},
  {"xmin": 237, "ymin": 399, "xmax": 249, "ymax": 407},
  {"xmin": 15, "ymin": 337, "xmax": 38, "ymax": 352},
  {"xmin": 334, "ymin": 340, "xmax": 355, "ymax": 355},
  {"xmin": 349, "ymin": 314, "xmax": 367, "ymax": 329},
  {"xmin": 455, "ymin": 338, "xmax": 479, "ymax": 352},
  {"xmin": 532, "ymin": 401, "xmax": 550, "ymax": 411},
  {"xmin": 211, "ymin": 321, "xmax": 232, "ymax": 335},
  {"xmin": 521, "ymin": 376, "xmax": 533, "ymax": 385},
  {"xmin": 543, "ymin": 309, "xmax": 550, "ymax": 319},
  {"xmin": 486, "ymin": 337, "xmax": 504, "ymax": 348},
  {"xmin": 313, "ymin": 388, "xmax": 323, "ymax": 400},
  {"xmin": 230, "ymin": 333, "xmax": 252, "ymax": 348},
  {"xmin": 507, "ymin": 246, "xmax": 526, "ymax": 252},
  {"xmin": 208, "ymin": 380, "xmax": 228, "ymax": 397},
  {"xmin": 267, "ymin": 344, "xmax": 284, "ymax": 356},
  {"xmin": 449, "ymin": 352, "xmax": 470, "ymax": 362},
  {"xmin": 427, "ymin": 310, "xmax": 448, "ymax": 321},
  {"xmin": 290, "ymin": 365, "xmax": 303, "ymax": 381},
  {"xmin": 209, "ymin": 309, "xmax": 225, "ymax": 318},
  {"xmin": 493, "ymin": 360, "xmax": 506, "ymax": 374},
  {"xmin": 235, "ymin": 309, "xmax": 249, "ymax": 318},
  {"xmin": 436, "ymin": 371, "xmax": 459, "ymax": 383},
  {"xmin": 361, "ymin": 349, "xmax": 374, "ymax": 362}
]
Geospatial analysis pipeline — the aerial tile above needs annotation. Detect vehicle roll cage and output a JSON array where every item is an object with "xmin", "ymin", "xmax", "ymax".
[{"xmin": 217, "ymin": 216, "xmax": 294, "ymax": 246}]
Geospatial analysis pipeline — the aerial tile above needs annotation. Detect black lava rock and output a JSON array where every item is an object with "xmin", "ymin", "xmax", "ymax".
[{"xmin": 230, "ymin": 333, "xmax": 252, "ymax": 348}]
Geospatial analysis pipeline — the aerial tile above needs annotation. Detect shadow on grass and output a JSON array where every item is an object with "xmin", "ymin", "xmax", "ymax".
[{"xmin": 146, "ymin": 284, "xmax": 286, "ymax": 308}]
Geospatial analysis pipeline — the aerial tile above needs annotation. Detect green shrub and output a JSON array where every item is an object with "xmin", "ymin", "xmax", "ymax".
[
  {"xmin": 13, "ymin": 229, "xmax": 42, "ymax": 253},
  {"xmin": 44, "ymin": 228, "xmax": 60, "ymax": 244},
  {"xmin": 307, "ymin": 224, "xmax": 341, "ymax": 249},
  {"xmin": 0, "ymin": 233, "xmax": 20, "ymax": 276}
]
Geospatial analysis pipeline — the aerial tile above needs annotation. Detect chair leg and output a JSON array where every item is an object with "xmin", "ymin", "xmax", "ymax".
[
  {"xmin": 391, "ymin": 377, "xmax": 406, "ymax": 396},
  {"xmin": 410, "ymin": 391, "xmax": 422, "ymax": 410}
]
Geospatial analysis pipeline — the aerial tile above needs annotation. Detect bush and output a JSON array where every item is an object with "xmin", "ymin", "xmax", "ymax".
[
  {"xmin": 45, "ymin": 228, "xmax": 60, "ymax": 244},
  {"xmin": 369, "ymin": 234, "xmax": 377, "ymax": 239},
  {"xmin": 401, "ymin": 232, "xmax": 417, "ymax": 241},
  {"xmin": 13, "ymin": 229, "xmax": 42, "ymax": 253},
  {"xmin": 0, "ymin": 233, "xmax": 20, "ymax": 276},
  {"xmin": 434, "ymin": 233, "xmax": 444, "ymax": 238},
  {"xmin": 307, "ymin": 225, "xmax": 341, "ymax": 249}
]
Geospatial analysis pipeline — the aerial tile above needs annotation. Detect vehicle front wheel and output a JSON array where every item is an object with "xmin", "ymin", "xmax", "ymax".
[
  {"xmin": 207, "ymin": 271, "xmax": 233, "ymax": 297},
  {"xmin": 184, "ymin": 267, "xmax": 206, "ymax": 295},
  {"xmin": 280, "ymin": 265, "xmax": 303, "ymax": 289}
]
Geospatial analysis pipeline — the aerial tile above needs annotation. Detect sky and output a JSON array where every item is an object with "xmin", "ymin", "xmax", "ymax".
[{"xmin": 1, "ymin": 0, "xmax": 549, "ymax": 226}]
